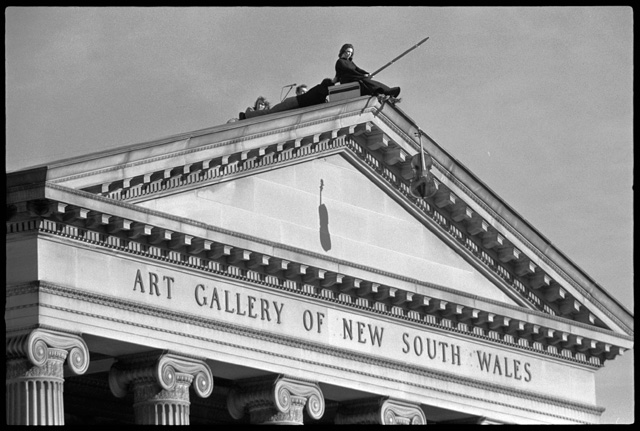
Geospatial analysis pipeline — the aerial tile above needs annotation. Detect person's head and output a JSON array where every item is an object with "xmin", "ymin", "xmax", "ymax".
[
  {"xmin": 254, "ymin": 96, "xmax": 270, "ymax": 110},
  {"xmin": 296, "ymin": 85, "xmax": 308, "ymax": 95},
  {"xmin": 339, "ymin": 44, "xmax": 354, "ymax": 60}
]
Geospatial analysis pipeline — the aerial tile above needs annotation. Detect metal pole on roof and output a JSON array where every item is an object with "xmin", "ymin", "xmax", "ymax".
[
  {"xmin": 280, "ymin": 83, "xmax": 296, "ymax": 102},
  {"xmin": 369, "ymin": 37, "xmax": 429, "ymax": 78}
]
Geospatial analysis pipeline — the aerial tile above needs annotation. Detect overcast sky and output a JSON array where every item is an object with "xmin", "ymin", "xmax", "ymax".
[{"xmin": 5, "ymin": 7, "xmax": 633, "ymax": 423}]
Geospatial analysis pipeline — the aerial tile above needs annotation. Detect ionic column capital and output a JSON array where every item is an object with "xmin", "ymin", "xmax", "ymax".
[
  {"xmin": 336, "ymin": 397, "xmax": 426, "ymax": 425},
  {"xmin": 6, "ymin": 328, "xmax": 90, "ymax": 375},
  {"xmin": 6, "ymin": 328, "xmax": 89, "ymax": 425},
  {"xmin": 108, "ymin": 351, "xmax": 213, "ymax": 398},
  {"xmin": 227, "ymin": 375, "xmax": 325, "ymax": 424},
  {"xmin": 109, "ymin": 351, "xmax": 213, "ymax": 425}
]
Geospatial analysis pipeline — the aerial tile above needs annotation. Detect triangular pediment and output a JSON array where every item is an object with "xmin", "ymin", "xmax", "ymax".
[
  {"xmin": 8, "ymin": 96, "xmax": 632, "ymax": 358},
  {"xmin": 135, "ymin": 153, "xmax": 519, "ymax": 306}
]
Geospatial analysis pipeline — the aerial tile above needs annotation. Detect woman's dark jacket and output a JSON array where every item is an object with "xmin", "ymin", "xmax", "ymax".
[
  {"xmin": 335, "ymin": 58, "xmax": 370, "ymax": 84},
  {"xmin": 335, "ymin": 58, "xmax": 396, "ymax": 97}
]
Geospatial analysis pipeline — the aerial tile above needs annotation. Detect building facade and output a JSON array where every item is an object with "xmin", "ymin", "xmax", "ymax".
[{"xmin": 6, "ymin": 95, "xmax": 633, "ymax": 424}]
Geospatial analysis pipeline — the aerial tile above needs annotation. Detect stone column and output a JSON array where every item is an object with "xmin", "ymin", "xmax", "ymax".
[
  {"xmin": 227, "ymin": 375, "xmax": 325, "ymax": 425},
  {"xmin": 108, "ymin": 351, "xmax": 213, "ymax": 425},
  {"xmin": 335, "ymin": 397, "xmax": 427, "ymax": 425},
  {"xmin": 6, "ymin": 328, "xmax": 90, "ymax": 425}
]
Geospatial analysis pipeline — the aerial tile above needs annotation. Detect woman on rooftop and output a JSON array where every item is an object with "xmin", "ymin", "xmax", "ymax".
[
  {"xmin": 240, "ymin": 79, "xmax": 334, "ymax": 120},
  {"xmin": 249, "ymin": 96, "xmax": 270, "ymax": 112},
  {"xmin": 334, "ymin": 43, "xmax": 400, "ymax": 99}
]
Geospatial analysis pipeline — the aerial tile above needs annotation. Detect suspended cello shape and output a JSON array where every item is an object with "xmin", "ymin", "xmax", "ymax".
[{"xmin": 410, "ymin": 130, "xmax": 437, "ymax": 199}]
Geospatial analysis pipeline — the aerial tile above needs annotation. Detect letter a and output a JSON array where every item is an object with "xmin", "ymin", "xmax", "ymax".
[{"xmin": 133, "ymin": 269, "xmax": 145, "ymax": 293}]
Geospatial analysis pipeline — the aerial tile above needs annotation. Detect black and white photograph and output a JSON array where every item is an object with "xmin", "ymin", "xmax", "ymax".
[{"xmin": 5, "ymin": 7, "xmax": 633, "ymax": 424}]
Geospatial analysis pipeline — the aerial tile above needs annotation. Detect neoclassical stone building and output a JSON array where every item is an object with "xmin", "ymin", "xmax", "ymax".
[{"xmin": 6, "ymin": 94, "xmax": 633, "ymax": 424}]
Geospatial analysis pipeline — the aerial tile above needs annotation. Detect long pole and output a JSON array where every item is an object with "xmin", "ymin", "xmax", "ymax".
[
  {"xmin": 415, "ymin": 129, "xmax": 427, "ymax": 176},
  {"xmin": 370, "ymin": 37, "xmax": 429, "ymax": 78}
]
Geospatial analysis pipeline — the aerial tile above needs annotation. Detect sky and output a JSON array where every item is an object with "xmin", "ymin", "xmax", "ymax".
[{"xmin": 4, "ymin": 7, "xmax": 633, "ymax": 424}]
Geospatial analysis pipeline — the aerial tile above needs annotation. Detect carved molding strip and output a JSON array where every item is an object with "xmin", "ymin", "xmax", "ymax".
[
  {"xmin": 7, "ymin": 138, "xmax": 630, "ymax": 352},
  {"xmin": 345, "ymin": 139, "xmax": 631, "ymax": 336},
  {"xmin": 29, "ymin": 179, "xmax": 617, "ymax": 340},
  {"xmin": 4, "ymin": 224, "xmax": 628, "ymax": 356},
  {"xmin": 342, "ymin": 141, "xmax": 548, "ymax": 314},
  {"xmin": 12, "ymin": 281, "xmax": 605, "ymax": 423},
  {"xmin": 26, "ymin": 213, "xmax": 628, "ymax": 361},
  {"xmin": 7, "ymin": 215, "xmax": 626, "ymax": 369},
  {"xmin": 8, "ymin": 110, "xmax": 627, "ymax": 336},
  {"xmin": 67, "ymin": 126, "xmax": 609, "ymax": 331},
  {"xmin": 101, "ymin": 136, "xmax": 346, "ymax": 202},
  {"xmin": 44, "ymin": 107, "xmax": 376, "ymax": 186},
  {"xmin": 429, "ymin": 154, "xmax": 609, "ymax": 319},
  {"xmin": 373, "ymin": 109, "xmax": 622, "ymax": 333}
]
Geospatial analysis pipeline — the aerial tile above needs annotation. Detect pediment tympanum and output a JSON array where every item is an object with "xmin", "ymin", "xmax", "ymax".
[
  {"xmin": 7, "ymin": 96, "xmax": 632, "ymax": 376},
  {"xmin": 136, "ymin": 154, "xmax": 517, "ymax": 306}
]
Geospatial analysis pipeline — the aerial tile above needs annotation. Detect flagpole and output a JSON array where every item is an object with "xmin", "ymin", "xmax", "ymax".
[{"xmin": 369, "ymin": 37, "xmax": 429, "ymax": 78}]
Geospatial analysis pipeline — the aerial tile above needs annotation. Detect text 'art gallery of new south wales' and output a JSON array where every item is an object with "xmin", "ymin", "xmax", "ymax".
[{"xmin": 5, "ymin": 91, "xmax": 633, "ymax": 425}]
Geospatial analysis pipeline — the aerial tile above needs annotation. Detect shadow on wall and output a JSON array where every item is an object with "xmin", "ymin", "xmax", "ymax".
[{"xmin": 319, "ymin": 179, "xmax": 331, "ymax": 251}]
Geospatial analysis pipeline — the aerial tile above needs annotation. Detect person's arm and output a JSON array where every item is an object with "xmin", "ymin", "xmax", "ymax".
[
  {"xmin": 336, "ymin": 59, "xmax": 368, "ymax": 80},
  {"xmin": 354, "ymin": 64, "xmax": 369, "ymax": 76}
]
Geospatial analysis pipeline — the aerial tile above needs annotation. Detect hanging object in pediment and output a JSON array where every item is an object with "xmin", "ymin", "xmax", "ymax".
[
  {"xmin": 410, "ymin": 170, "xmax": 437, "ymax": 199},
  {"xmin": 409, "ymin": 130, "xmax": 437, "ymax": 199}
]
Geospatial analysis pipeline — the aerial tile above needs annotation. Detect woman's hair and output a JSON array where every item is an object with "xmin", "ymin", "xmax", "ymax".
[
  {"xmin": 254, "ymin": 96, "xmax": 270, "ymax": 110},
  {"xmin": 339, "ymin": 43, "xmax": 354, "ymax": 59}
]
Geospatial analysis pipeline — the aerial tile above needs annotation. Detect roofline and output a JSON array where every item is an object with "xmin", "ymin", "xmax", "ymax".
[
  {"xmin": 391, "ymin": 104, "xmax": 633, "ymax": 323},
  {"xmin": 6, "ymin": 97, "xmax": 633, "ymax": 329}
]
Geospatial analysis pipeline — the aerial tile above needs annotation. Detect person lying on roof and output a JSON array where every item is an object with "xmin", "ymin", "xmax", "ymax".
[
  {"xmin": 246, "ymin": 96, "xmax": 271, "ymax": 113},
  {"xmin": 240, "ymin": 78, "xmax": 334, "ymax": 120}
]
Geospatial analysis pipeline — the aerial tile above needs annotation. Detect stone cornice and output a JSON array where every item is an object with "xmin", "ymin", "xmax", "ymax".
[
  {"xmin": 6, "ymin": 114, "xmax": 633, "ymax": 338},
  {"xmin": 7, "ymin": 98, "xmax": 631, "ymax": 337},
  {"xmin": 37, "ymin": 133, "xmax": 627, "ymax": 338},
  {"xmin": 6, "ymin": 280, "xmax": 604, "ymax": 423},
  {"xmin": 6, "ymin": 185, "xmax": 633, "ymax": 361},
  {"xmin": 8, "ymin": 99, "xmax": 378, "ymax": 188},
  {"xmin": 6, "ymin": 137, "xmax": 633, "ymax": 341},
  {"xmin": 6, "ymin": 245, "xmax": 631, "ymax": 373},
  {"xmin": 5, "ymin": 276, "xmax": 631, "ymax": 353},
  {"xmin": 373, "ymin": 105, "xmax": 633, "ymax": 332},
  {"xmin": 6, "ymin": 104, "xmax": 632, "ymax": 342}
]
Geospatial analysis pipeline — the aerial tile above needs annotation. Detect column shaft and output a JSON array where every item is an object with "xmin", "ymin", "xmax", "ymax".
[
  {"xmin": 133, "ymin": 378, "xmax": 192, "ymax": 425},
  {"xmin": 6, "ymin": 353, "xmax": 66, "ymax": 425},
  {"xmin": 136, "ymin": 401, "xmax": 191, "ymax": 425}
]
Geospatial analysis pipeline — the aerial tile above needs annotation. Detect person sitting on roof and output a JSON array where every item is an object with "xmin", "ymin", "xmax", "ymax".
[
  {"xmin": 335, "ymin": 43, "xmax": 400, "ymax": 101},
  {"xmin": 240, "ymin": 78, "xmax": 334, "ymax": 120}
]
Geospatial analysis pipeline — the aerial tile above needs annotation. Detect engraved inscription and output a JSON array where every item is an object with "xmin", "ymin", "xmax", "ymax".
[
  {"xmin": 133, "ymin": 269, "xmax": 174, "ymax": 299},
  {"xmin": 129, "ymin": 268, "xmax": 535, "ymax": 383}
]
